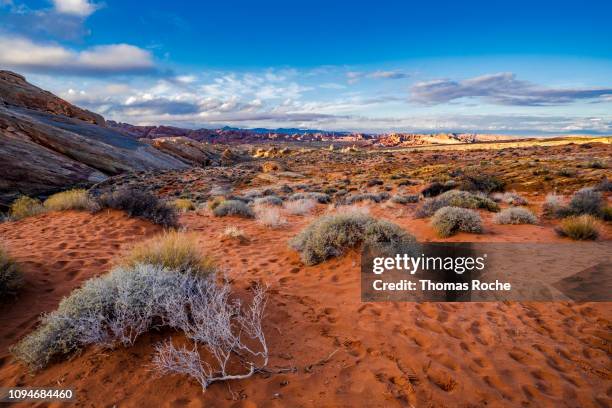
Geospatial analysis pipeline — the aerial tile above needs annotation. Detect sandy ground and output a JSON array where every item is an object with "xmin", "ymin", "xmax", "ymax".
[{"xmin": 0, "ymin": 206, "xmax": 610, "ymax": 408}]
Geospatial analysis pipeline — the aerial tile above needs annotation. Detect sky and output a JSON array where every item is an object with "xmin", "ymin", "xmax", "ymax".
[{"xmin": 1, "ymin": 0, "xmax": 612, "ymax": 135}]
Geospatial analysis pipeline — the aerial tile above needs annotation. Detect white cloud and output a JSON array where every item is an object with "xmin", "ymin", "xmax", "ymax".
[
  {"xmin": 51, "ymin": 0, "xmax": 100, "ymax": 17},
  {"xmin": 0, "ymin": 36, "xmax": 155, "ymax": 74}
]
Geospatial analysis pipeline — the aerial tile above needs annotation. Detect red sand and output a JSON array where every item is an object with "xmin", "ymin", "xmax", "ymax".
[{"xmin": 0, "ymin": 208, "xmax": 610, "ymax": 407}]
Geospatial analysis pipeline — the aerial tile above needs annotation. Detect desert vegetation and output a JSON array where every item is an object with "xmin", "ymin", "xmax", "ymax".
[
  {"xmin": 9, "ymin": 196, "xmax": 45, "ymax": 220},
  {"xmin": 95, "ymin": 189, "xmax": 178, "ymax": 227},
  {"xmin": 555, "ymin": 215, "xmax": 600, "ymax": 240},
  {"xmin": 430, "ymin": 207, "xmax": 483, "ymax": 237},
  {"xmin": 416, "ymin": 190, "xmax": 499, "ymax": 218},
  {"xmin": 43, "ymin": 189, "xmax": 94, "ymax": 212},
  {"xmin": 173, "ymin": 198, "xmax": 196, "ymax": 212},
  {"xmin": 290, "ymin": 213, "xmax": 416, "ymax": 265},
  {"xmin": 120, "ymin": 231, "xmax": 214, "ymax": 276},
  {"xmin": 11, "ymin": 232, "xmax": 268, "ymax": 390},
  {"xmin": 0, "ymin": 245, "xmax": 23, "ymax": 299},
  {"xmin": 494, "ymin": 207, "xmax": 538, "ymax": 225},
  {"xmin": 212, "ymin": 200, "xmax": 255, "ymax": 218},
  {"xmin": 284, "ymin": 198, "xmax": 317, "ymax": 215}
]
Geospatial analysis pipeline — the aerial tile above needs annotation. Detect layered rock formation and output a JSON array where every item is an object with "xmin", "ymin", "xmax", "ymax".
[
  {"xmin": 377, "ymin": 133, "xmax": 509, "ymax": 147},
  {"xmin": 0, "ymin": 71, "xmax": 188, "ymax": 208}
]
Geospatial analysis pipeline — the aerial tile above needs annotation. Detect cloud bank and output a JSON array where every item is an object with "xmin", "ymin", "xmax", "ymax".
[{"xmin": 411, "ymin": 72, "xmax": 612, "ymax": 106}]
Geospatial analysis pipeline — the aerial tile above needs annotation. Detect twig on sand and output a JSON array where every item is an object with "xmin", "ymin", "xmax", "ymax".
[{"xmin": 304, "ymin": 348, "xmax": 340, "ymax": 373}]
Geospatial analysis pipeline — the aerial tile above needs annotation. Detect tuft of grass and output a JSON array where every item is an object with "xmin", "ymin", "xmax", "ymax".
[
  {"xmin": 494, "ymin": 207, "xmax": 537, "ymax": 225},
  {"xmin": 416, "ymin": 190, "xmax": 498, "ymax": 218},
  {"xmin": 173, "ymin": 198, "xmax": 196, "ymax": 212},
  {"xmin": 430, "ymin": 206, "xmax": 483, "ymax": 237},
  {"xmin": 96, "ymin": 189, "xmax": 178, "ymax": 228},
  {"xmin": 9, "ymin": 196, "xmax": 45, "ymax": 220},
  {"xmin": 1, "ymin": 246, "xmax": 23, "ymax": 299},
  {"xmin": 121, "ymin": 231, "xmax": 214, "ymax": 276},
  {"xmin": 212, "ymin": 200, "xmax": 255, "ymax": 218},
  {"xmin": 43, "ymin": 189, "xmax": 94, "ymax": 212},
  {"xmin": 555, "ymin": 215, "xmax": 599, "ymax": 240},
  {"xmin": 220, "ymin": 226, "xmax": 249, "ymax": 243},
  {"xmin": 289, "ymin": 213, "xmax": 416, "ymax": 265}
]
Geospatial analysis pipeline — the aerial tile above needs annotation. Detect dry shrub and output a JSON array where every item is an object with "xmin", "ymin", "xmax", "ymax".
[
  {"xmin": 390, "ymin": 194, "xmax": 419, "ymax": 204},
  {"xmin": 220, "ymin": 226, "xmax": 249, "ymax": 243},
  {"xmin": 555, "ymin": 215, "xmax": 599, "ymax": 240},
  {"xmin": 430, "ymin": 206, "xmax": 483, "ymax": 237},
  {"xmin": 492, "ymin": 191, "xmax": 528, "ymax": 206},
  {"xmin": 12, "ymin": 262, "xmax": 268, "ymax": 388},
  {"xmin": 493, "ymin": 207, "xmax": 537, "ymax": 225},
  {"xmin": 253, "ymin": 196, "xmax": 283, "ymax": 207},
  {"xmin": 542, "ymin": 193, "xmax": 564, "ymax": 218},
  {"xmin": 121, "ymin": 231, "xmax": 214, "ymax": 276},
  {"xmin": 566, "ymin": 188, "xmax": 604, "ymax": 217},
  {"xmin": 1, "ymin": 246, "xmax": 23, "ymax": 299},
  {"xmin": 96, "ymin": 189, "xmax": 178, "ymax": 228},
  {"xmin": 254, "ymin": 206, "xmax": 287, "ymax": 229},
  {"xmin": 207, "ymin": 197, "xmax": 224, "ymax": 211},
  {"xmin": 173, "ymin": 198, "xmax": 196, "ymax": 212},
  {"xmin": 594, "ymin": 178, "xmax": 612, "ymax": 192},
  {"xmin": 284, "ymin": 198, "xmax": 317, "ymax": 215},
  {"xmin": 290, "ymin": 213, "xmax": 416, "ymax": 265},
  {"xmin": 457, "ymin": 173, "xmax": 505, "ymax": 193},
  {"xmin": 343, "ymin": 192, "xmax": 389, "ymax": 205},
  {"xmin": 212, "ymin": 200, "xmax": 254, "ymax": 218},
  {"xmin": 9, "ymin": 196, "xmax": 45, "ymax": 220},
  {"xmin": 43, "ymin": 189, "xmax": 93, "ymax": 212},
  {"xmin": 416, "ymin": 190, "xmax": 498, "ymax": 218},
  {"xmin": 420, "ymin": 181, "xmax": 456, "ymax": 197},
  {"xmin": 288, "ymin": 192, "xmax": 330, "ymax": 204}
]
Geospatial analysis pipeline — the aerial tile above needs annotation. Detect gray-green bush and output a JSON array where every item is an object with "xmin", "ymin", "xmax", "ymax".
[
  {"xmin": 289, "ymin": 213, "xmax": 416, "ymax": 265},
  {"xmin": 416, "ymin": 190, "xmax": 499, "ymax": 218},
  {"xmin": 212, "ymin": 200, "xmax": 255, "ymax": 218},
  {"xmin": 493, "ymin": 207, "xmax": 537, "ymax": 225},
  {"xmin": 288, "ymin": 192, "xmax": 331, "ymax": 204},
  {"xmin": 390, "ymin": 194, "xmax": 419, "ymax": 204},
  {"xmin": 430, "ymin": 206, "xmax": 483, "ymax": 237}
]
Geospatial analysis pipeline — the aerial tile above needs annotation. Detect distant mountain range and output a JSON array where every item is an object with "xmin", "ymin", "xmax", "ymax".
[
  {"xmin": 219, "ymin": 126, "xmax": 351, "ymax": 136},
  {"xmin": 105, "ymin": 121, "xmax": 511, "ymax": 146}
]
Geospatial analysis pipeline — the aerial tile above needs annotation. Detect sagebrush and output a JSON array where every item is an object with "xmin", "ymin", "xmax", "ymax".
[
  {"xmin": 430, "ymin": 206, "xmax": 483, "ymax": 237},
  {"xmin": 290, "ymin": 213, "xmax": 416, "ymax": 265}
]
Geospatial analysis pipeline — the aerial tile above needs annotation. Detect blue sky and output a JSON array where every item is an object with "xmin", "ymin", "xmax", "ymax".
[{"xmin": 1, "ymin": 0, "xmax": 611, "ymax": 134}]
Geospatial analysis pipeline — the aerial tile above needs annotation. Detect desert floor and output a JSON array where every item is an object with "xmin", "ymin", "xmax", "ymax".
[
  {"xmin": 1, "ymin": 192, "xmax": 610, "ymax": 408},
  {"xmin": 1, "ymin": 141, "xmax": 611, "ymax": 407}
]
